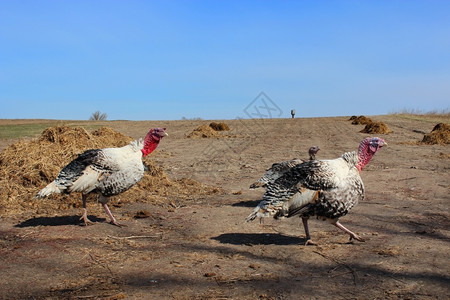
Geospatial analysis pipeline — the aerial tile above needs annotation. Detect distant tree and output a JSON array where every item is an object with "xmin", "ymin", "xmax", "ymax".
[{"xmin": 89, "ymin": 111, "xmax": 108, "ymax": 121}]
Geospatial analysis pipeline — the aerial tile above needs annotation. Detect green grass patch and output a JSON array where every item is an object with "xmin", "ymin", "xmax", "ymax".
[
  {"xmin": 0, "ymin": 122, "xmax": 104, "ymax": 140},
  {"xmin": 0, "ymin": 123, "xmax": 55, "ymax": 140}
]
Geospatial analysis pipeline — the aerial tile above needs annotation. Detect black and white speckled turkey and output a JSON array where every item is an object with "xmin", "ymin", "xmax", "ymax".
[
  {"xmin": 249, "ymin": 146, "xmax": 320, "ymax": 189},
  {"xmin": 36, "ymin": 128, "xmax": 168, "ymax": 226},
  {"xmin": 246, "ymin": 137, "xmax": 386, "ymax": 245}
]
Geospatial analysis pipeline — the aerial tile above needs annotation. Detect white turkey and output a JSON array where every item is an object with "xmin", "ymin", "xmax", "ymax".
[
  {"xmin": 249, "ymin": 146, "xmax": 320, "ymax": 189},
  {"xmin": 36, "ymin": 127, "xmax": 168, "ymax": 226},
  {"xmin": 246, "ymin": 137, "xmax": 386, "ymax": 245}
]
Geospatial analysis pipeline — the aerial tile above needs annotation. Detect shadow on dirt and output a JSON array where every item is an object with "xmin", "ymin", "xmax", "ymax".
[
  {"xmin": 15, "ymin": 215, "xmax": 106, "ymax": 227},
  {"xmin": 212, "ymin": 232, "xmax": 304, "ymax": 245},
  {"xmin": 231, "ymin": 199, "xmax": 261, "ymax": 207}
]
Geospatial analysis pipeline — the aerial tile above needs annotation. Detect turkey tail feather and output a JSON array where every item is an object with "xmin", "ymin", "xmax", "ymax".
[
  {"xmin": 245, "ymin": 200, "xmax": 280, "ymax": 222},
  {"xmin": 245, "ymin": 209, "xmax": 258, "ymax": 222},
  {"xmin": 36, "ymin": 181, "xmax": 61, "ymax": 198}
]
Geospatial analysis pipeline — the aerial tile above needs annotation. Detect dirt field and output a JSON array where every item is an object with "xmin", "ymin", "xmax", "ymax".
[{"xmin": 0, "ymin": 115, "xmax": 449, "ymax": 299}]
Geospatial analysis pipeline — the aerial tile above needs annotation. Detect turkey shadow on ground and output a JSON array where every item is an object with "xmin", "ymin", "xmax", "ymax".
[
  {"xmin": 212, "ymin": 233, "xmax": 304, "ymax": 246},
  {"xmin": 15, "ymin": 215, "xmax": 106, "ymax": 227},
  {"xmin": 232, "ymin": 199, "xmax": 261, "ymax": 207}
]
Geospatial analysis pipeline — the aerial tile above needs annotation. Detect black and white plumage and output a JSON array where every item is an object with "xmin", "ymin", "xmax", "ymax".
[
  {"xmin": 249, "ymin": 146, "xmax": 320, "ymax": 189},
  {"xmin": 249, "ymin": 158, "xmax": 303, "ymax": 189},
  {"xmin": 246, "ymin": 137, "xmax": 386, "ymax": 245},
  {"xmin": 36, "ymin": 127, "xmax": 168, "ymax": 226}
]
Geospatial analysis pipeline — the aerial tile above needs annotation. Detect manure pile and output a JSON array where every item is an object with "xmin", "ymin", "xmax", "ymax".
[
  {"xmin": 360, "ymin": 122, "xmax": 393, "ymax": 134},
  {"xmin": 187, "ymin": 122, "xmax": 232, "ymax": 138},
  {"xmin": 349, "ymin": 115, "xmax": 392, "ymax": 134},
  {"xmin": 0, "ymin": 126, "xmax": 221, "ymax": 216},
  {"xmin": 421, "ymin": 123, "xmax": 450, "ymax": 145},
  {"xmin": 349, "ymin": 115, "xmax": 373, "ymax": 125},
  {"xmin": 209, "ymin": 122, "xmax": 230, "ymax": 131}
]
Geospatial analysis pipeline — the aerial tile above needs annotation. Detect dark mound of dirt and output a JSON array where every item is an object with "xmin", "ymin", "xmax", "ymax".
[
  {"xmin": 209, "ymin": 122, "xmax": 230, "ymax": 131},
  {"xmin": 0, "ymin": 126, "xmax": 222, "ymax": 216},
  {"xmin": 134, "ymin": 210, "xmax": 151, "ymax": 218},
  {"xmin": 187, "ymin": 125, "xmax": 222, "ymax": 138},
  {"xmin": 360, "ymin": 121, "xmax": 392, "ymax": 134},
  {"xmin": 421, "ymin": 123, "xmax": 450, "ymax": 145},
  {"xmin": 187, "ymin": 122, "xmax": 232, "ymax": 138},
  {"xmin": 351, "ymin": 116, "xmax": 373, "ymax": 125}
]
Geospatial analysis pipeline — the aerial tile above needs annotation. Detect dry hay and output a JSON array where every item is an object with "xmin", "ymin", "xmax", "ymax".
[
  {"xmin": 187, "ymin": 122, "xmax": 232, "ymax": 138},
  {"xmin": 421, "ymin": 123, "xmax": 450, "ymax": 145},
  {"xmin": 360, "ymin": 121, "xmax": 392, "ymax": 134},
  {"xmin": 351, "ymin": 115, "xmax": 373, "ymax": 125},
  {"xmin": 0, "ymin": 126, "xmax": 222, "ymax": 217},
  {"xmin": 187, "ymin": 125, "xmax": 221, "ymax": 138},
  {"xmin": 125, "ymin": 158, "xmax": 222, "ymax": 205},
  {"xmin": 209, "ymin": 122, "xmax": 230, "ymax": 131},
  {"xmin": 134, "ymin": 209, "xmax": 151, "ymax": 218},
  {"xmin": 376, "ymin": 246, "xmax": 401, "ymax": 256}
]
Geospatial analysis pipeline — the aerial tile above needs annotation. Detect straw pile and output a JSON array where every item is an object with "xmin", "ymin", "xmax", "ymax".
[
  {"xmin": 350, "ymin": 116, "xmax": 373, "ymax": 125},
  {"xmin": 0, "ymin": 126, "xmax": 221, "ymax": 216},
  {"xmin": 360, "ymin": 121, "xmax": 392, "ymax": 134},
  {"xmin": 187, "ymin": 122, "xmax": 232, "ymax": 138},
  {"xmin": 421, "ymin": 123, "xmax": 450, "ymax": 145},
  {"xmin": 209, "ymin": 122, "xmax": 230, "ymax": 131},
  {"xmin": 349, "ymin": 115, "xmax": 391, "ymax": 134},
  {"xmin": 187, "ymin": 125, "xmax": 222, "ymax": 138}
]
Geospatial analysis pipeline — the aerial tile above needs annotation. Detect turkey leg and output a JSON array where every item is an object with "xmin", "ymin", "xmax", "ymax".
[
  {"xmin": 99, "ymin": 195, "xmax": 124, "ymax": 227},
  {"xmin": 333, "ymin": 220, "xmax": 365, "ymax": 242},
  {"xmin": 80, "ymin": 194, "xmax": 94, "ymax": 226},
  {"xmin": 302, "ymin": 217, "xmax": 317, "ymax": 245}
]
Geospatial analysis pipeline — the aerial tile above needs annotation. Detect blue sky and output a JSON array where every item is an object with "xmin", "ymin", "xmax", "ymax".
[{"xmin": 1, "ymin": 0, "xmax": 449, "ymax": 120}]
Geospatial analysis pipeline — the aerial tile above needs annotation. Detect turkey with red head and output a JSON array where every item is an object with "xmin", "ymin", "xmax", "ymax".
[
  {"xmin": 36, "ymin": 127, "xmax": 168, "ymax": 226},
  {"xmin": 246, "ymin": 137, "xmax": 386, "ymax": 245}
]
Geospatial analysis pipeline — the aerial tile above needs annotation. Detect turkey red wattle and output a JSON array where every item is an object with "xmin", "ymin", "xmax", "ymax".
[
  {"xmin": 356, "ymin": 137, "xmax": 386, "ymax": 172},
  {"xmin": 141, "ymin": 128, "xmax": 168, "ymax": 157}
]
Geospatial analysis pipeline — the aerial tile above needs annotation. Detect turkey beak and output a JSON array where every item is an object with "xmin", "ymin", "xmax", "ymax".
[{"xmin": 162, "ymin": 132, "xmax": 168, "ymax": 137}]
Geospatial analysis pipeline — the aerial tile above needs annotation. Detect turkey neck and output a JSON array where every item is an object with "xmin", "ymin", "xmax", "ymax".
[
  {"xmin": 141, "ymin": 134, "xmax": 161, "ymax": 157},
  {"xmin": 356, "ymin": 139, "xmax": 375, "ymax": 172}
]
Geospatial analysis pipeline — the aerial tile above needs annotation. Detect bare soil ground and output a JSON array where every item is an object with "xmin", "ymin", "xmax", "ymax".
[{"xmin": 0, "ymin": 115, "xmax": 449, "ymax": 299}]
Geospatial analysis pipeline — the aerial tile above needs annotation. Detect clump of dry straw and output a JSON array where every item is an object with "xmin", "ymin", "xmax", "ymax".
[
  {"xmin": 421, "ymin": 123, "xmax": 450, "ymax": 145},
  {"xmin": 349, "ymin": 115, "xmax": 373, "ymax": 125},
  {"xmin": 360, "ymin": 121, "xmax": 393, "ymax": 134},
  {"xmin": 187, "ymin": 122, "xmax": 232, "ymax": 138},
  {"xmin": 0, "ymin": 126, "xmax": 221, "ymax": 216}
]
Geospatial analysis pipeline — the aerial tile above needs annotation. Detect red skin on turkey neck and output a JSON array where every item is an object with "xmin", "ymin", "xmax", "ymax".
[{"xmin": 142, "ymin": 127, "xmax": 168, "ymax": 157}]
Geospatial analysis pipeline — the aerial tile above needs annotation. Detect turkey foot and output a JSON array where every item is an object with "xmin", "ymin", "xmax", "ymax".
[
  {"xmin": 334, "ymin": 221, "xmax": 365, "ymax": 243},
  {"xmin": 349, "ymin": 233, "xmax": 365, "ymax": 242},
  {"xmin": 109, "ymin": 220, "xmax": 126, "ymax": 227},
  {"xmin": 103, "ymin": 203, "xmax": 125, "ymax": 227},
  {"xmin": 80, "ymin": 208, "xmax": 95, "ymax": 226},
  {"xmin": 305, "ymin": 239, "xmax": 318, "ymax": 246}
]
